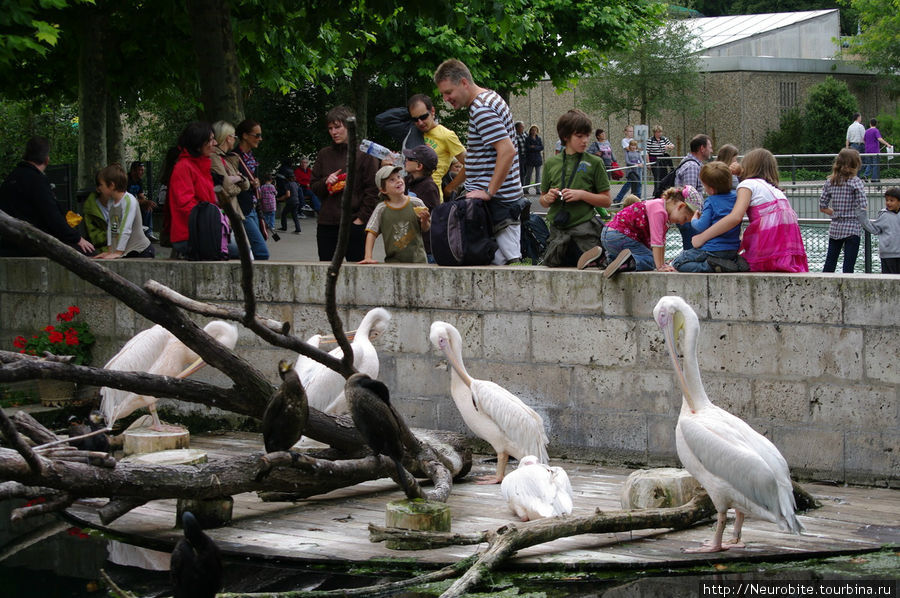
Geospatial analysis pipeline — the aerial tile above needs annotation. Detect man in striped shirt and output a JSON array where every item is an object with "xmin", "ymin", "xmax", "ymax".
[{"xmin": 434, "ymin": 59, "xmax": 524, "ymax": 264}]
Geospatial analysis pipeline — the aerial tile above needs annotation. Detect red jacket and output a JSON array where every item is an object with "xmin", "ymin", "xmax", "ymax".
[
  {"xmin": 168, "ymin": 150, "xmax": 217, "ymax": 243},
  {"xmin": 294, "ymin": 166, "xmax": 312, "ymax": 188}
]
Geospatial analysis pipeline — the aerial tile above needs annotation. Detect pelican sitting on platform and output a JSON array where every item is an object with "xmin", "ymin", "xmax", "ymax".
[
  {"xmin": 100, "ymin": 321, "xmax": 239, "ymax": 431},
  {"xmin": 296, "ymin": 307, "xmax": 391, "ymax": 415},
  {"xmin": 501, "ymin": 455, "xmax": 573, "ymax": 521},
  {"xmin": 262, "ymin": 360, "xmax": 309, "ymax": 452},
  {"xmin": 653, "ymin": 296, "xmax": 804, "ymax": 552},
  {"xmin": 429, "ymin": 321, "xmax": 549, "ymax": 484}
]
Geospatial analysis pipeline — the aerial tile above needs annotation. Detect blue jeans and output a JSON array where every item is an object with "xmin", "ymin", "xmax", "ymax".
[
  {"xmin": 863, "ymin": 154, "xmax": 880, "ymax": 181},
  {"xmin": 243, "ymin": 209, "xmax": 269, "ymax": 260},
  {"xmin": 263, "ymin": 211, "xmax": 276, "ymax": 230},
  {"xmin": 823, "ymin": 235, "xmax": 860, "ymax": 273},
  {"xmin": 300, "ymin": 186, "xmax": 321, "ymax": 212},
  {"xmin": 672, "ymin": 248, "xmax": 713, "ymax": 273},
  {"xmin": 614, "ymin": 178, "xmax": 642, "ymax": 203},
  {"xmin": 600, "ymin": 226, "xmax": 654, "ymax": 271}
]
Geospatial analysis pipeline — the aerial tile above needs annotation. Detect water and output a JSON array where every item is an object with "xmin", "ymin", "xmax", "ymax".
[{"xmin": 1, "ymin": 526, "xmax": 896, "ymax": 597}]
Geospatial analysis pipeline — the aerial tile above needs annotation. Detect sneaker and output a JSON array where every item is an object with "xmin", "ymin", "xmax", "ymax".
[
  {"xmin": 298, "ymin": 212, "xmax": 308, "ymax": 219},
  {"xmin": 577, "ymin": 246, "xmax": 605, "ymax": 270},
  {"xmin": 603, "ymin": 249, "xmax": 634, "ymax": 279},
  {"xmin": 706, "ymin": 255, "xmax": 739, "ymax": 273}
]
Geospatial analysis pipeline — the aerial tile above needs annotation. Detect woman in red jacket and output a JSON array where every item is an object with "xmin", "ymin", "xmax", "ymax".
[{"xmin": 167, "ymin": 122, "xmax": 237, "ymax": 258}]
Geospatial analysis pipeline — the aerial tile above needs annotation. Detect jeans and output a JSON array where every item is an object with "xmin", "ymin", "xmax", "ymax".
[
  {"xmin": 242, "ymin": 209, "xmax": 269, "ymax": 260},
  {"xmin": 262, "ymin": 211, "xmax": 276, "ymax": 231},
  {"xmin": 614, "ymin": 177, "xmax": 642, "ymax": 203},
  {"xmin": 300, "ymin": 186, "xmax": 321, "ymax": 212},
  {"xmin": 677, "ymin": 223, "xmax": 696, "ymax": 250},
  {"xmin": 850, "ymin": 142, "xmax": 865, "ymax": 154},
  {"xmin": 672, "ymin": 247, "xmax": 713, "ymax": 273},
  {"xmin": 822, "ymin": 235, "xmax": 860, "ymax": 273},
  {"xmin": 523, "ymin": 163, "xmax": 542, "ymax": 192},
  {"xmin": 600, "ymin": 226, "xmax": 654, "ymax": 271},
  {"xmin": 863, "ymin": 154, "xmax": 880, "ymax": 181}
]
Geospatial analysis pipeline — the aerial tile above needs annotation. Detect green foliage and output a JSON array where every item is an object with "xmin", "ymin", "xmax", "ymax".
[
  {"xmin": 871, "ymin": 105, "xmax": 900, "ymax": 143},
  {"xmin": 839, "ymin": 0, "xmax": 900, "ymax": 93},
  {"xmin": 0, "ymin": 0, "xmax": 94, "ymax": 66},
  {"xmin": 578, "ymin": 17, "xmax": 705, "ymax": 124},
  {"xmin": 762, "ymin": 77, "xmax": 857, "ymax": 153},
  {"xmin": 12, "ymin": 305, "xmax": 94, "ymax": 365},
  {"xmin": 0, "ymin": 100, "xmax": 79, "ymax": 169}
]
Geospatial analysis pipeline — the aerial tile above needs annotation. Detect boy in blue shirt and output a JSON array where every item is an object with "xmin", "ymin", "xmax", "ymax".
[{"xmin": 672, "ymin": 161, "xmax": 747, "ymax": 272}]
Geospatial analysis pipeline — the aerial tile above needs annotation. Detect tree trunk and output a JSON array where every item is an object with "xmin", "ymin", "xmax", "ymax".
[
  {"xmin": 187, "ymin": 0, "xmax": 244, "ymax": 124},
  {"xmin": 350, "ymin": 67, "xmax": 369, "ymax": 141},
  {"xmin": 106, "ymin": 95, "xmax": 123, "ymax": 167},
  {"xmin": 76, "ymin": 10, "xmax": 107, "ymax": 190}
]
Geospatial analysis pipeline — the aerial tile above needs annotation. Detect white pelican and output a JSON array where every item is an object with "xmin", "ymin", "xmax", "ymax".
[
  {"xmin": 501, "ymin": 455, "xmax": 573, "ymax": 521},
  {"xmin": 653, "ymin": 296, "xmax": 804, "ymax": 552},
  {"xmin": 295, "ymin": 307, "xmax": 391, "ymax": 415},
  {"xmin": 429, "ymin": 321, "xmax": 549, "ymax": 484},
  {"xmin": 100, "ymin": 321, "xmax": 239, "ymax": 431}
]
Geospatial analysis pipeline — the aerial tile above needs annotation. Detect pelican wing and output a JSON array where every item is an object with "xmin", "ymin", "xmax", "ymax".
[
  {"xmin": 549, "ymin": 466, "xmax": 574, "ymax": 515},
  {"xmin": 678, "ymin": 408, "xmax": 795, "ymax": 527},
  {"xmin": 100, "ymin": 326, "xmax": 173, "ymax": 427},
  {"xmin": 469, "ymin": 379, "xmax": 549, "ymax": 463},
  {"xmin": 501, "ymin": 465, "xmax": 555, "ymax": 519}
]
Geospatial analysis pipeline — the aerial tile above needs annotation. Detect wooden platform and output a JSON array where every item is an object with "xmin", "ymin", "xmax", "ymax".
[{"xmin": 65, "ymin": 431, "xmax": 900, "ymax": 570}]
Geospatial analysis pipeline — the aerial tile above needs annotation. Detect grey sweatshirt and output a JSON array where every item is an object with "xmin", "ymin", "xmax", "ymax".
[{"xmin": 858, "ymin": 208, "xmax": 900, "ymax": 258}]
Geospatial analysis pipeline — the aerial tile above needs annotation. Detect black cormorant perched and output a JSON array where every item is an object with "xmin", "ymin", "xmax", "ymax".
[
  {"xmin": 262, "ymin": 360, "xmax": 309, "ymax": 453},
  {"xmin": 170, "ymin": 511, "xmax": 223, "ymax": 598},
  {"xmin": 345, "ymin": 373, "xmax": 414, "ymax": 495},
  {"xmin": 67, "ymin": 411, "xmax": 111, "ymax": 452}
]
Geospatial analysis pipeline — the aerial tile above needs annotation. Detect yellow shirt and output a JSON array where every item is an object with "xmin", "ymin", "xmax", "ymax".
[{"xmin": 424, "ymin": 124, "xmax": 465, "ymax": 201}]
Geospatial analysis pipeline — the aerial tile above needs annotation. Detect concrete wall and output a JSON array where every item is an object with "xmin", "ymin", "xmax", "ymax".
[{"xmin": 1, "ymin": 258, "xmax": 897, "ymax": 487}]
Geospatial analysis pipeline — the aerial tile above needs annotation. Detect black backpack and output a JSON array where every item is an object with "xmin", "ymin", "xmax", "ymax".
[
  {"xmin": 652, "ymin": 157, "xmax": 691, "ymax": 199},
  {"xmin": 520, "ymin": 205, "xmax": 550, "ymax": 264},
  {"xmin": 430, "ymin": 198, "xmax": 498, "ymax": 266},
  {"xmin": 187, "ymin": 201, "xmax": 230, "ymax": 261}
]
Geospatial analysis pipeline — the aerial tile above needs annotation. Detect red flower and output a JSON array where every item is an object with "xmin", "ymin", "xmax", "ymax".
[
  {"xmin": 44, "ymin": 325, "xmax": 56, "ymax": 332},
  {"xmin": 13, "ymin": 336, "xmax": 26, "ymax": 348},
  {"xmin": 65, "ymin": 335, "xmax": 79, "ymax": 346},
  {"xmin": 48, "ymin": 331, "xmax": 64, "ymax": 344},
  {"xmin": 69, "ymin": 306, "xmax": 80, "ymax": 316}
]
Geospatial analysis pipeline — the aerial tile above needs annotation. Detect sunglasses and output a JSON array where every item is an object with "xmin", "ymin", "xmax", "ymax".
[
  {"xmin": 411, "ymin": 113, "xmax": 430, "ymax": 122},
  {"xmin": 250, "ymin": 133, "xmax": 262, "ymax": 139}
]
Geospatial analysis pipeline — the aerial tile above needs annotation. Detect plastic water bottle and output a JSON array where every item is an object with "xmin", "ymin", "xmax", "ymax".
[{"xmin": 359, "ymin": 139, "xmax": 392, "ymax": 161}]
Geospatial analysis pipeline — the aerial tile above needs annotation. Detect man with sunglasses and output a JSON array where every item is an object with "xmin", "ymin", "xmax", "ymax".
[{"xmin": 375, "ymin": 94, "xmax": 466, "ymax": 201}]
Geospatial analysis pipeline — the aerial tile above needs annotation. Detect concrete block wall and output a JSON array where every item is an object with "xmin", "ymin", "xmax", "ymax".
[{"xmin": 1, "ymin": 258, "xmax": 897, "ymax": 486}]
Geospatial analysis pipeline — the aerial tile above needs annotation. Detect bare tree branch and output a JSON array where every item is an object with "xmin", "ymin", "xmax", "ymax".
[{"xmin": 0, "ymin": 403, "xmax": 42, "ymax": 474}]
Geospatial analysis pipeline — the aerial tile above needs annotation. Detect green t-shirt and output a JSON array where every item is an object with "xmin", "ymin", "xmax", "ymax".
[
  {"xmin": 365, "ymin": 196, "xmax": 428, "ymax": 263},
  {"xmin": 541, "ymin": 151, "xmax": 610, "ymax": 229}
]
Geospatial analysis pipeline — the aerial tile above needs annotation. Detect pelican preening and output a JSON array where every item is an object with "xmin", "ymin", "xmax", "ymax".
[
  {"xmin": 100, "ymin": 321, "xmax": 239, "ymax": 431},
  {"xmin": 345, "ymin": 372, "xmax": 414, "ymax": 495},
  {"xmin": 262, "ymin": 360, "xmax": 309, "ymax": 453},
  {"xmin": 296, "ymin": 307, "xmax": 391, "ymax": 416},
  {"xmin": 429, "ymin": 321, "xmax": 549, "ymax": 484},
  {"xmin": 501, "ymin": 455, "xmax": 573, "ymax": 521},
  {"xmin": 654, "ymin": 296, "xmax": 804, "ymax": 552}
]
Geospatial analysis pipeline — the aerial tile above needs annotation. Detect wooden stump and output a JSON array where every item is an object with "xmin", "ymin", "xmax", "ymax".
[
  {"xmin": 122, "ymin": 448, "xmax": 208, "ymax": 466},
  {"xmin": 176, "ymin": 497, "xmax": 234, "ymax": 529},
  {"xmin": 385, "ymin": 499, "xmax": 451, "ymax": 549},
  {"xmin": 122, "ymin": 427, "xmax": 189, "ymax": 456},
  {"xmin": 620, "ymin": 467, "xmax": 701, "ymax": 510}
]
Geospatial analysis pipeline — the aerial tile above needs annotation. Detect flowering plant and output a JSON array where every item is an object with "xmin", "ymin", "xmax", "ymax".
[{"xmin": 13, "ymin": 305, "xmax": 95, "ymax": 365}]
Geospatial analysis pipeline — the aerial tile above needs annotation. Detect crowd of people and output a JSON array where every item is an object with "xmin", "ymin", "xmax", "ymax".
[{"xmin": 1, "ymin": 62, "xmax": 897, "ymax": 274}]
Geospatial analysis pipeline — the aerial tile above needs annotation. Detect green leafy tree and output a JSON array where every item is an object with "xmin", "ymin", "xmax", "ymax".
[
  {"xmin": 762, "ymin": 76, "xmax": 857, "ymax": 153},
  {"xmin": 840, "ymin": 0, "xmax": 900, "ymax": 94},
  {"xmin": 762, "ymin": 107, "xmax": 806, "ymax": 154},
  {"xmin": 578, "ymin": 17, "xmax": 705, "ymax": 124}
]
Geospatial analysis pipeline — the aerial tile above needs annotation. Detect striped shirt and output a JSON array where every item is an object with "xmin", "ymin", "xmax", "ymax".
[
  {"xmin": 819, "ymin": 176, "xmax": 867, "ymax": 239},
  {"xmin": 464, "ymin": 90, "xmax": 522, "ymax": 200}
]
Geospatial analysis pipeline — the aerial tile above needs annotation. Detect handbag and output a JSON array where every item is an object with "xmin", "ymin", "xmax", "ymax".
[{"xmin": 609, "ymin": 160, "xmax": 624, "ymax": 180}]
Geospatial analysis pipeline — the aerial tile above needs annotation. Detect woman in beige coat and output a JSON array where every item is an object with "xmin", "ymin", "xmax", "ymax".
[{"xmin": 210, "ymin": 120, "xmax": 250, "ymax": 217}]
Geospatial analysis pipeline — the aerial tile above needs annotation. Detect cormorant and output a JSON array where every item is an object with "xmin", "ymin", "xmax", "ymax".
[
  {"xmin": 170, "ymin": 511, "xmax": 223, "ymax": 598},
  {"xmin": 262, "ymin": 360, "xmax": 309, "ymax": 453}
]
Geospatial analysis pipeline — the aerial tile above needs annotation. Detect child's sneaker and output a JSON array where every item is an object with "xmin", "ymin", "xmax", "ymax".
[
  {"xmin": 603, "ymin": 249, "xmax": 635, "ymax": 279},
  {"xmin": 577, "ymin": 246, "xmax": 605, "ymax": 270}
]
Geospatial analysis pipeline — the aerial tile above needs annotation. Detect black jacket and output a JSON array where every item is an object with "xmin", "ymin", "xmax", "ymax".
[{"xmin": 0, "ymin": 161, "xmax": 80, "ymax": 256}]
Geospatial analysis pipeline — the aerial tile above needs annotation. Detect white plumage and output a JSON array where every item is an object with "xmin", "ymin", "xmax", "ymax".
[
  {"xmin": 501, "ymin": 455, "xmax": 573, "ymax": 521},
  {"xmin": 429, "ymin": 321, "xmax": 549, "ymax": 484},
  {"xmin": 296, "ymin": 308, "xmax": 391, "ymax": 415},
  {"xmin": 100, "ymin": 321, "xmax": 239, "ymax": 431},
  {"xmin": 653, "ymin": 296, "xmax": 803, "ymax": 552}
]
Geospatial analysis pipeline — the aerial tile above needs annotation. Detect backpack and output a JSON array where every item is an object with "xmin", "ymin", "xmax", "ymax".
[
  {"xmin": 430, "ymin": 198, "xmax": 498, "ymax": 266},
  {"xmin": 520, "ymin": 205, "xmax": 550, "ymax": 264},
  {"xmin": 187, "ymin": 201, "xmax": 230, "ymax": 261},
  {"xmin": 652, "ymin": 157, "xmax": 690, "ymax": 198}
]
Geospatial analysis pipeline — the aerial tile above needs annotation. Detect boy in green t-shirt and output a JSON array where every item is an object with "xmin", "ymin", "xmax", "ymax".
[
  {"xmin": 360, "ymin": 166, "xmax": 431, "ymax": 264},
  {"xmin": 539, "ymin": 109, "xmax": 612, "ymax": 267}
]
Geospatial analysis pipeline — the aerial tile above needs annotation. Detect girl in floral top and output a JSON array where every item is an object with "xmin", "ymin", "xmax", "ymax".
[
  {"xmin": 258, "ymin": 173, "xmax": 278, "ymax": 231},
  {"xmin": 591, "ymin": 187, "xmax": 698, "ymax": 277}
]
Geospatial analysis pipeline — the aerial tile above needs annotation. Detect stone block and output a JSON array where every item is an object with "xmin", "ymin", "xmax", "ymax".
[
  {"xmin": 293, "ymin": 265, "xmax": 329, "ymax": 304},
  {"xmin": 1, "ymin": 293, "xmax": 50, "ymax": 333},
  {"xmin": 864, "ymin": 328, "xmax": 900, "ymax": 385},
  {"xmin": 647, "ymin": 416, "xmax": 678, "ymax": 463},
  {"xmin": 809, "ymin": 383, "xmax": 897, "ymax": 429},
  {"xmin": 253, "ymin": 263, "xmax": 296, "ymax": 302},
  {"xmin": 626, "ymin": 275, "xmax": 708, "ymax": 322},
  {"xmin": 842, "ymin": 278, "xmax": 900, "ymax": 327},
  {"xmin": 844, "ymin": 431, "xmax": 900, "ymax": 486},
  {"xmin": 393, "ymin": 355, "xmax": 446, "ymax": 401},
  {"xmin": 701, "ymin": 374, "xmax": 755, "ymax": 420},
  {"xmin": 753, "ymin": 379, "xmax": 809, "ymax": 423},
  {"xmin": 469, "ymin": 360, "xmax": 570, "ymax": 408},
  {"xmin": 531, "ymin": 314, "xmax": 635, "ymax": 367},
  {"xmin": 483, "ymin": 312, "xmax": 531, "ymax": 361},
  {"xmin": 743, "ymin": 276, "xmax": 842, "ymax": 324},
  {"xmin": 777, "ymin": 324, "xmax": 862, "ymax": 380},
  {"xmin": 702, "ymin": 321, "xmax": 779, "ymax": 376},
  {"xmin": 374, "ymin": 309, "xmax": 432, "ymax": 355},
  {"xmin": 429, "ymin": 311, "xmax": 483, "ymax": 359},
  {"xmin": 620, "ymin": 468, "xmax": 701, "ymax": 510},
  {"xmin": 195, "ymin": 263, "xmax": 242, "ymax": 301},
  {"xmin": 772, "ymin": 426, "xmax": 844, "ymax": 479},
  {"xmin": 523, "ymin": 269, "xmax": 607, "ymax": 315}
]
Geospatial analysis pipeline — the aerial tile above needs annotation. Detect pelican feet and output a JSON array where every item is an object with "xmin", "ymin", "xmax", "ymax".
[
  {"xmin": 474, "ymin": 475, "xmax": 503, "ymax": 485},
  {"xmin": 681, "ymin": 540, "xmax": 731, "ymax": 553}
]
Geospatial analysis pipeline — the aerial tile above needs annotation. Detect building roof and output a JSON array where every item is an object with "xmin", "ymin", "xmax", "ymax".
[{"xmin": 686, "ymin": 10, "xmax": 839, "ymax": 54}]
